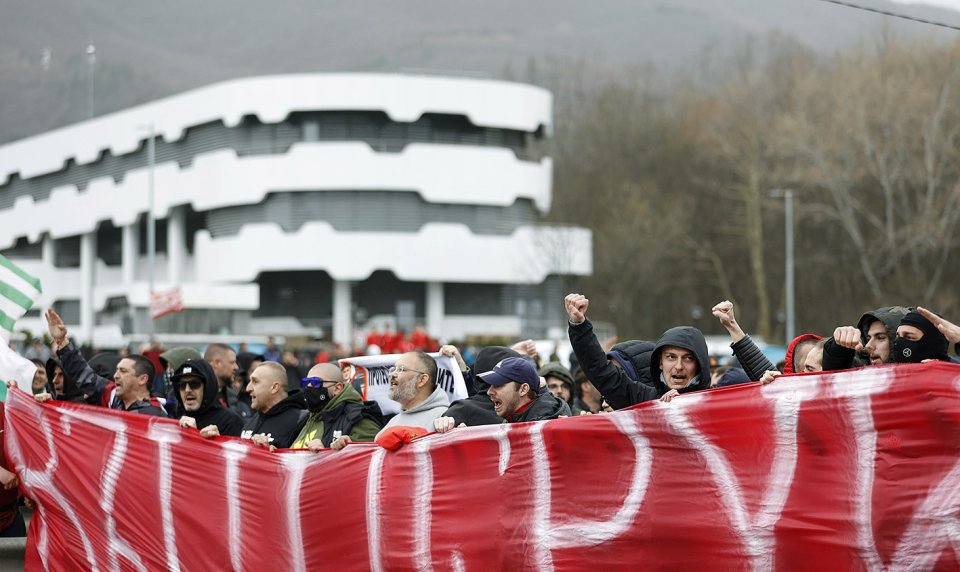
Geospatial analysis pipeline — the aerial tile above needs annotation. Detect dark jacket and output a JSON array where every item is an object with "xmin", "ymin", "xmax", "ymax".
[
  {"xmin": 290, "ymin": 384, "xmax": 381, "ymax": 448},
  {"xmin": 729, "ymin": 335, "xmax": 777, "ymax": 381},
  {"xmin": 824, "ymin": 306, "xmax": 912, "ymax": 372},
  {"xmin": 173, "ymin": 359, "xmax": 244, "ymax": 437},
  {"xmin": 241, "ymin": 392, "xmax": 306, "ymax": 448},
  {"xmin": 57, "ymin": 343, "xmax": 167, "ymax": 417},
  {"xmin": 509, "ymin": 390, "xmax": 568, "ymax": 423},
  {"xmin": 649, "ymin": 326, "xmax": 712, "ymax": 396},
  {"xmin": 443, "ymin": 346, "xmax": 518, "ymax": 427},
  {"xmin": 44, "ymin": 357, "xmax": 85, "ymax": 402},
  {"xmin": 568, "ymin": 319, "xmax": 659, "ymax": 410}
]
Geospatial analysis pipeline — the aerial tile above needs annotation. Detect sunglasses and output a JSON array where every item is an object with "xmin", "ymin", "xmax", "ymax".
[
  {"xmin": 177, "ymin": 379, "xmax": 203, "ymax": 391},
  {"xmin": 300, "ymin": 377, "xmax": 339, "ymax": 390}
]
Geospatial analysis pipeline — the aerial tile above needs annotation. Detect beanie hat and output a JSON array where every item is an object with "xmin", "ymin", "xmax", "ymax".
[{"xmin": 606, "ymin": 350, "xmax": 640, "ymax": 382}]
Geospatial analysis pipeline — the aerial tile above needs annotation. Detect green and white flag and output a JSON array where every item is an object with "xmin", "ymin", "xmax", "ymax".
[
  {"xmin": 0, "ymin": 254, "xmax": 43, "ymax": 395},
  {"xmin": 0, "ymin": 253, "xmax": 42, "ymax": 342}
]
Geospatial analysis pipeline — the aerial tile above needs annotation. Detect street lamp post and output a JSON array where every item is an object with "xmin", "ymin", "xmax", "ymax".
[
  {"xmin": 770, "ymin": 189, "xmax": 795, "ymax": 343},
  {"xmin": 86, "ymin": 44, "xmax": 96, "ymax": 119},
  {"xmin": 140, "ymin": 125, "xmax": 156, "ymax": 337}
]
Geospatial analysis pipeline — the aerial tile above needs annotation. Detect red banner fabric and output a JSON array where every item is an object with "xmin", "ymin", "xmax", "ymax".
[{"xmin": 5, "ymin": 363, "xmax": 960, "ymax": 571}]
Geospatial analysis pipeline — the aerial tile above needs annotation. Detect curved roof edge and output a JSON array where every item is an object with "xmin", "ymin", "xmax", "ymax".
[
  {"xmin": 0, "ymin": 143, "xmax": 552, "ymax": 249},
  {"xmin": 194, "ymin": 222, "xmax": 592, "ymax": 284},
  {"xmin": 0, "ymin": 73, "xmax": 553, "ymax": 184}
]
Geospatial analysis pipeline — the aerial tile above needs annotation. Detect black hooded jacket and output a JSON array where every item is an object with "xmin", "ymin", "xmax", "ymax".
[
  {"xmin": 511, "ymin": 390, "xmax": 568, "ymax": 423},
  {"xmin": 173, "ymin": 359, "xmax": 244, "ymax": 437},
  {"xmin": 443, "ymin": 346, "xmax": 517, "ymax": 427},
  {"xmin": 568, "ymin": 319, "xmax": 659, "ymax": 410},
  {"xmin": 649, "ymin": 326, "xmax": 712, "ymax": 396},
  {"xmin": 241, "ymin": 392, "xmax": 306, "ymax": 448},
  {"xmin": 823, "ymin": 306, "xmax": 911, "ymax": 372}
]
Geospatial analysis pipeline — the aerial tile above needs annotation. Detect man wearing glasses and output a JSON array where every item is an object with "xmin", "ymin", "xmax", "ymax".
[
  {"xmin": 173, "ymin": 359, "xmax": 244, "ymax": 438},
  {"xmin": 290, "ymin": 362, "xmax": 382, "ymax": 451},
  {"xmin": 378, "ymin": 351, "xmax": 450, "ymax": 434}
]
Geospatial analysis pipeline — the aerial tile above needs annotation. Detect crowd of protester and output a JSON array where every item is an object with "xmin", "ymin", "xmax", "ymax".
[{"xmin": 1, "ymin": 293, "xmax": 959, "ymax": 537}]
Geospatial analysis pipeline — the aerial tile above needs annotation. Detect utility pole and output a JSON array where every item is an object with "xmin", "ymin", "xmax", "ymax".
[
  {"xmin": 86, "ymin": 44, "xmax": 96, "ymax": 119},
  {"xmin": 769, "ymin": 189, "xmax": 795, "ymax": 343}
]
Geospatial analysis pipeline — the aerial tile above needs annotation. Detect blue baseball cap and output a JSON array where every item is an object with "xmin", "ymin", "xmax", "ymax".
[{"xmin": 477, "ymin": 357, "xmax": 540, "ymax": 394}]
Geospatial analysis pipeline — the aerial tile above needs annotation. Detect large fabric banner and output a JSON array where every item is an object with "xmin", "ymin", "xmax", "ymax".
[
  {"xmin": 5, "ymin": 363, "xmax": 960, "ymax": 571},
  {"xmin": 340, "ymin": 352, "xmax": 468, "ymax": 416}
]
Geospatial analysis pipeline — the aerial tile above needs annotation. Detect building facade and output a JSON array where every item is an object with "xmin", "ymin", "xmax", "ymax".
[{"xmin": 0, "ymin": 73, "xmax": 591, "ymax": 347}]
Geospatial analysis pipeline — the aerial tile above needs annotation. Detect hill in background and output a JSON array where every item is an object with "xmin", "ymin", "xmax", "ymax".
[{"xmin": 2, "ymin": 0, "xmax": 959, "ymax": 142}]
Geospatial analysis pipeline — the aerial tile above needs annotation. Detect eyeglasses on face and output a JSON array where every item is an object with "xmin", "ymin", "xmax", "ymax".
[
  {"xmin": 387, "ymin": 365, "xmax": 426, "ymax": 377},
  {"xmin": 300, "ymin": 377, "xmax": 340, "ymax": 390},
  {"xmin": 178, "ymin": 379, "xmax": 203, "ymax": 391}
]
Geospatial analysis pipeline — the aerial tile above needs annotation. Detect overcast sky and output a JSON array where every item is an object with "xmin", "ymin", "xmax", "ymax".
[{"xmin": 894, "ymin": 0, "xmax": 960, "ymax": 10}]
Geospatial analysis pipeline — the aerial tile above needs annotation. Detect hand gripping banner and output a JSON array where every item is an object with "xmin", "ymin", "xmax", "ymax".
[{"xmin": 5, "ymin": 362, "xmax": 960, "ymax": 571}]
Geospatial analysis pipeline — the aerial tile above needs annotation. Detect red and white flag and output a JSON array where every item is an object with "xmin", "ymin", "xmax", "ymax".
[{"xmin": 150, "ymin": 287, "xmax": 184, "ymax": 320}]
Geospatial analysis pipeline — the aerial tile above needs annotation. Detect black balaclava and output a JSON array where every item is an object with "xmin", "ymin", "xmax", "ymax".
[{"xmin": 893, "ymin": 311, "xmax": 949, "ymax": 363}]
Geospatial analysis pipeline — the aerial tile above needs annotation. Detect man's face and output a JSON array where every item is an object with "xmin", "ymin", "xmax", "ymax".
[
  {"xmin": 52, "ymin": 367, "xmax": 64, "ymax": 393},
  {"xmin": 114, "ymin": 358, "xmax": 144, "ymax": 398},
  {"xmin": 864, "ymin": 320, "xmax": 892, "ymax": 365},
  {"xmin": 545, "ymin": 376, "xmax": 570, "ymax": 402},
  {"xmin": 896, "ymin": 324, "xmax": 924, "ymax": 341},
  {"xmin": 487, "ymin": 382, "xmax": 528, "ymax": 418},
  {"xmin": 660, "ymin": 346, "xmax": 699, "ymax": 390},
  {"xmin": 802, "ymin": 345, "xmax": 824, "ymax": 373},
  {"xmin": 246, "ymin": 367, "xmax": 276, "ymax": 412},
  {"xmin": 32, "ymin": 366, "xmax": 47, "ymax": 393},
  {"xmin": 388, "ymin": 355, "xmax": 423, "ymax": 405},
  {"xmin": 212, "ymin": 350, "xmax": 239, "ymax": 387},
  {"xmin": 178, "ymin": 375, "xmax": 205, "ymax": 413}
]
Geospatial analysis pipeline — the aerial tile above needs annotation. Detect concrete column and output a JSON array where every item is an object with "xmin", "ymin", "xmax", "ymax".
[
  {"xmin": 41, "ymin": 234, "xmax": 54, "ymax": 267},
  {"xmin": 166, "ymin": 205, "xmax": 186, "ymax": 285},
  {"xmin": 80, "ymin": 232, "xmax": 96, "ymax": 343},
  {"xmin": 426, "ymin": 281, "xmax": 444, "ymax": 339},
  {"xmin": 332, "ymin": 280, "xmax": 352, "ymax": 348},
  {"xmin": 122, "ymin": 221, "xmax": 138, "ymax": 285}
]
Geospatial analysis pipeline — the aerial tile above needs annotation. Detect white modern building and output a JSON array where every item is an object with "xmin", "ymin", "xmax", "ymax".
[{"xmin": 0, "ymin": 73, "xmax": 592, "ymax": 347}]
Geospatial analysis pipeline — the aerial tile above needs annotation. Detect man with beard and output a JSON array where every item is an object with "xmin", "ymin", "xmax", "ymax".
[
  {"xmin": 173, "ymin": 359, "xmax": 244, "ymax": 438},
  {"xmin": 821, "ymin": 306, "xmax": 910, "ymax": 371},
  {"xmin": 291, "ymin": 362, "xmax": 381, "ymax": 451},
  {"xmin": 240, "ymin": 361, "xmax": 305, "ymax": 448},
  {"xmin": 482, "ymin": 357, "xmax": 565, "ymax": 422},
  {"xmin": 378, "ymin": 351, "xmax": 449, "ymax": 433}
]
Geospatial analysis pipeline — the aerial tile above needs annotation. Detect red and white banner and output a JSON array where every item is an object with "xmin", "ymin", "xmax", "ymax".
[
  {"xmin": 5, "ymin": 363, "xmax": 960, "ymax": 571},
  {"xmin": 150, "ymin": 287, "xmax": 184, "ymax": 320}
]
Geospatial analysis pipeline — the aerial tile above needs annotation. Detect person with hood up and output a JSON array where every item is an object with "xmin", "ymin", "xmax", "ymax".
[
  {"xmin": 239, "ymin": 361, "xmax": 306, "ymax": 448},
  {"xmin": 378, "ymin": 351, "xmax": 450, "ymax": 434},
  {"xmin": 173, "ymin": 359, "xmax": 244, "ymax": 438},
  {"xmin": 539, "ymin": 361, "xmax": 585, "ymax": 415},
  {"xmin": 291, "ymin": 362, "xmax": 382, "ymax": 451},
  {"xmin": 820, "ymin": 306, "xmax": 911, "ymax": 371},
  {"xmin": 565, "ymin": 293, "xmax": 712, "ymax": 407}
]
